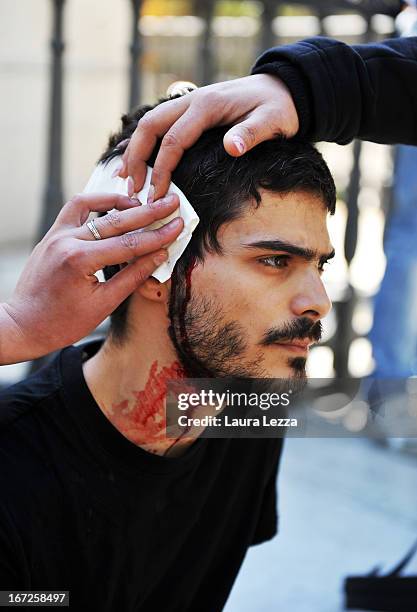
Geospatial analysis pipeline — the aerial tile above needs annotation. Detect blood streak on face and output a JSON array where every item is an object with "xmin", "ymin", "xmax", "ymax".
[
  {"xmin": 178, "ymin": 257, "xmax": 197, "ymax": 351},
  {"xmin": 169, "ymin": 258, "xmax": 214, "ymax": 378}
]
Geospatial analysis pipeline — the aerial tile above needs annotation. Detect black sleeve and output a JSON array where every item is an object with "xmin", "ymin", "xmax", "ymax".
[{"xmin": 251, "ymin": 36, "xmax": 417, "ymax": 146}]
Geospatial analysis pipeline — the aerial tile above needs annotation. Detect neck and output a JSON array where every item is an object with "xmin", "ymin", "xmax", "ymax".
[{"xmin": 83, "ymin": 332, "xmax": 193, "ymax": 457}]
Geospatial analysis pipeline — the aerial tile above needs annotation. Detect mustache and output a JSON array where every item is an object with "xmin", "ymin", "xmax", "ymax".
[{"xmin": 260, "ymin": 317, "xmax": 323, "ymax": 346}]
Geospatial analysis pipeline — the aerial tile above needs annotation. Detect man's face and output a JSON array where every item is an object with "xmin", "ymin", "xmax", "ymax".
[{"xmin": 169, "ymin": 189, "xmax": 334, "ymax": 380}]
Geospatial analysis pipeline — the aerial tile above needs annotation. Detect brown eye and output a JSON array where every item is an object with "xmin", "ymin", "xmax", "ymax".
[{"xmin": 260, "ymin": 255, "xmax": 290, "ymax": 269}]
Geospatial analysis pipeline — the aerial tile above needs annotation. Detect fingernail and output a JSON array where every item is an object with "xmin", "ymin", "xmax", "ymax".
[
  {"xmin": 232, "ymin": 136, "xmax": 246, "ymax": 155},
  {"xmin": 127, "ymin": 176, "xmax": 135, "ymax": 198},
  {"xmin": 111, "ymin": 164, "xmax": 123, "ymax": 178},
  {"xmin": 129, "ymin": 197, "xmax": 141, "ymax": 206},
  {"xmin": 153, "ymin": 250, "xmax": 168, "ymax": 266},
  {"xmin": 147, "ymin": 184, "xmax": 155, "ymax": 206},
  {"xmin": 151, "ymin": 194, "xmax": 175, "ymax": 208},
  {"xmin": 160, "ymin": 217, "xmax": 182, "ymax": 234}
]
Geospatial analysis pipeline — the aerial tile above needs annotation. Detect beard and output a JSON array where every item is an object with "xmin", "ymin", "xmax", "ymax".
[{"xmin": 167, "ymin": 259, "xmax": 321, "ymax": 387}]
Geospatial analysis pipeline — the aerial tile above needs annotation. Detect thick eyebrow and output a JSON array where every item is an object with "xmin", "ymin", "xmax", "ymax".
[{"xmin": 243, "ymin": 239, "xmax": 335, "ymax": 263}]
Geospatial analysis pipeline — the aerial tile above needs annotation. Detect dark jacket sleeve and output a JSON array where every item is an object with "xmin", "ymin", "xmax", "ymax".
[{"xmin": 251, "ymin": 36, "xmax": 417, "ymax": 146}]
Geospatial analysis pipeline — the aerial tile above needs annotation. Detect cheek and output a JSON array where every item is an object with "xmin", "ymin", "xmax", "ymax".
[
  {"xmin": 191, "ymin": 262, "xmax": 251, "ymax": 314},
  {"xmin": 190, "ymin": 260, "xmax": 289, "ymax": 342},
  {"xmin": 190, "ymin": 261, "xmax": 234, "ymax": 303}
]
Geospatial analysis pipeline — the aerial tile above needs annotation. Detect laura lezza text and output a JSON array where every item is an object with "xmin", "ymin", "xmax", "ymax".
[{"xmin": 177, "ymin": 415, "xmax": 298, "ymax": 428}]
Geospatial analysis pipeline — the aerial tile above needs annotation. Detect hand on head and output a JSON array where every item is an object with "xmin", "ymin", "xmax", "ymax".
[{"xmin": 117, "ymin": 74, "xmax": 299, "ymax": 201}]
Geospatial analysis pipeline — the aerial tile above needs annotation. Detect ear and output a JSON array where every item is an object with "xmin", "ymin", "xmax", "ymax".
[{"xmin": 137, "ymin": 276, "xmax": 170, "ymax": 303}]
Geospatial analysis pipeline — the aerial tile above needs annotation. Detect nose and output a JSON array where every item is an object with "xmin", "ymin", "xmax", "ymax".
[{"xmin": 290, "ymin": 271, "xmax": 332, "ymax": 320}]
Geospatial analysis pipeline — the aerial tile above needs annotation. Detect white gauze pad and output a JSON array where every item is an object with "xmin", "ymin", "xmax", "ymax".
[{"xmin": 83, "ymin": 156, "xmax": 199, "ymax": 282}]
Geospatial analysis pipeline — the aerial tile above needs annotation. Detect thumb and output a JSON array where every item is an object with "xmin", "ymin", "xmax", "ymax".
[
  {"xmin": 223, "ymin": 108, "xmax": 280, "ymax": 157},
  {"xmin": 100, "ymin": 250, "xmax": 167, "ymax": 310}
]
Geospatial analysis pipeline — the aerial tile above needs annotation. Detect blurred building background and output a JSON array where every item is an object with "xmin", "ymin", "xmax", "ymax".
[{"xmin": 1, "ymin": 1, "xmax": 417, "ymax": 610}]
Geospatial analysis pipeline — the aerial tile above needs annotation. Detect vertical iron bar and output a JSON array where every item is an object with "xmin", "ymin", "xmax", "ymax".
[
  {"xmin": 344, "ymin": 139, "xmax": 362, "ymax": 264},
  {"xmin": 344, "ymin": 14, "xmax": 373, "ymax": 263},
  {"xmin": 128, "ymin": 0, "xmax": 143, "ymax": 110},
  {"xmin": 316, "ymin": 3, "xmax": 327, "ymax": 36},
  {"xmin": 194, "ymin": 0, "xmax": 216, "ymax": 86},
  {"xmin": 38, "ymin": 0, "xmax": 66, "ymax": 239},
  {"xmin": 258, "ymin": 0, "xmax": 277, "ymax": 58}
]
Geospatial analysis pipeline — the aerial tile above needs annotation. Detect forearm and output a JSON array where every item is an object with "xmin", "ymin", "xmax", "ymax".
[{"xmin": 251, "ymin": 36, "xmax": 417, "ymax": 145}]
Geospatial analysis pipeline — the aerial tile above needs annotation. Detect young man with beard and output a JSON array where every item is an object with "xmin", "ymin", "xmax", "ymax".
[{"xmin": 0, "ymin": 99, "xmax": 335, "ymax": 611}]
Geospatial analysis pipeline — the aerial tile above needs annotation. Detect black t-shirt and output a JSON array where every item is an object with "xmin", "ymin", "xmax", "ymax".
[{"xmin": 0, "ymin": 341, "xmax": 283, "ymax": 612}]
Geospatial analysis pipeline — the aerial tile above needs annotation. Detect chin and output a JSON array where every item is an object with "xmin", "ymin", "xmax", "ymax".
[
  {"xmin": 262, "ymin": 355, "xmax": 307, "ymax": 380},
  {"xmin": 262, "ymin": 367, "xmax": 292, "ymax": 379}
]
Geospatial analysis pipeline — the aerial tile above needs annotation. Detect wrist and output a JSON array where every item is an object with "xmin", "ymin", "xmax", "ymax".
[
  {"xmin": 259, "ymin": 72, "xmax": 300, "ymax": 137},
  {"xmin": 251, "ymin": 61, "xmax": 310, "ymax": 139},
  {"xmin": 0, "ymin": 302, "xmax": 30, "ymax": 365}
]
